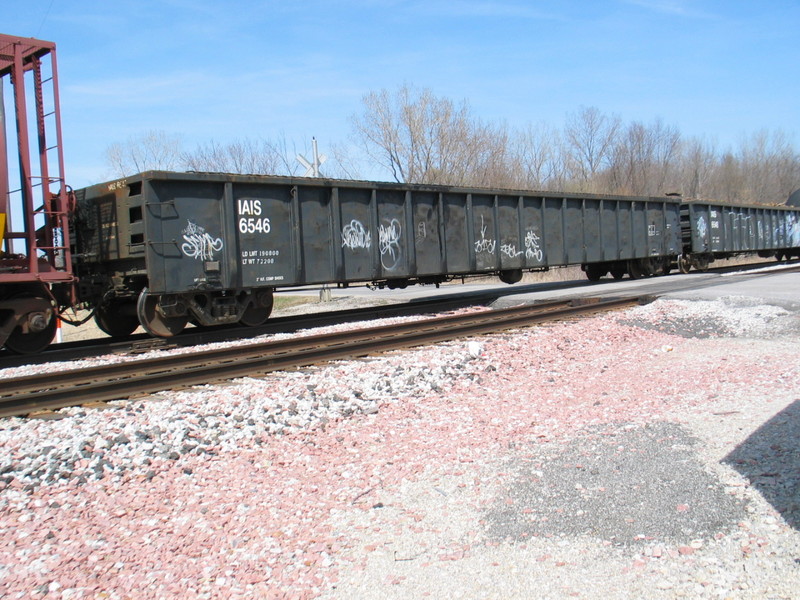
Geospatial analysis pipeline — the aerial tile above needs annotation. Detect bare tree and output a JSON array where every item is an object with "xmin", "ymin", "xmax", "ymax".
[
  {"xmin": 679, "ymin": 137, "xmax": 718, "ymax": 199},
  {"xmin": 350, "ymin": 84, "xmax": 511, "ymax": 186},
  {"xmin": 563, "ymin": 106, "xmax": 621, "ymax": 191},
  {"xmin": 105, "ymin": 130, "xmax": 184, "ymax": 177},
  {"xmin": 509, "ymin": 122, "xmax": 566, "ymax": 190},
  {"xmin": 736, "ymin": 129, "xmax": 800, "ymax": 204},
  {"xmin": 606, "ymin": 118, "xmax": 681, "ymax": 195},
  {"xmin": 182, "ymin": 137, "xmax": 300, "ymax": 175}
]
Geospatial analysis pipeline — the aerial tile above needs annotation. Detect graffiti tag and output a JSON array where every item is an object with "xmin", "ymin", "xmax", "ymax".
[
  {"xmin": 525, "ymin": 230, "xmax": 543, "ymax": 261},
  {"xmin": 379, "ymin": 218, "xmax": 402, "ymax": 270},
  {"xmin": 474, "ymin": 216, "xmax": 496, "ymax": 254},
  {"xmin": 342, "ymin": 219, "xmax": 371, "ymax": 250},
  {"xmin": 181, "ymin": 220, "xmax": 223, "ymax": 261},
  {"xmin": 501, "ymin": 243, "xmax": 523, "ymax": 258}
]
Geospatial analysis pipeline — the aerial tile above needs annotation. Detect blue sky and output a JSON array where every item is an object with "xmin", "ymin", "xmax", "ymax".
[{"xmin": 5, "ymin": 0, "xmax": 799, "ymax": 187}]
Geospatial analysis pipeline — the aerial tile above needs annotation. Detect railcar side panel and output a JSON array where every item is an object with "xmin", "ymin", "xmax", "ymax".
[
  {"xmin": 600, "ymin": 200, "xmax": 619, "ymax": 261},
  {"xmin": 498, "ymin": 195, "xmax": 524, "ymax": 271},
  {"xmin": 376, "ymin": 189, "xmax": 411, "ymax": 279},
  {"xmin": 520, "ymin": 197, "xmax": 546, "ymax": 267},
  {"xmin": 471, "ymin": 194, "xmax": 496, "ymax": 272},
  {"xmin": 542, "ymin": 198, "xmax": 565, "ymax": 266},
  {"xmin": 583, "ymin": 199, "xmax": 601, "ymax": 264},
  {"xmin": 412, "ymin": 191, "xmax": 443, "ymax": 275},
  {"xmin": 616, "ymin": 203, "xmax": 633, "ymax": 260},
  {"xmin": 233, "ymin": 183, "xmax": 295, "ymax": 287},
  {"xmin": 296, "ymin": 185, "xmax": 334, "ymax": 283},
  {"xmin": 564, "ymin": 199, "xmax": 584, "ymax": 264},
  {"xmin": 631, "ymin": 203, "xmax": 648, "ymax": 257},
  {"xmin": 442, "ymin": 193, "xmax": 470, "ymax": 273},
  {"xmin": 338, "ymin": 187, "xmax": 376, "ymax": 282},
  {"xmin": 145, "ymin": 179, "xmax": 236, "ymax": 295}
]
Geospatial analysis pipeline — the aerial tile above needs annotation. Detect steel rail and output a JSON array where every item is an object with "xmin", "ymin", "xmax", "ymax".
[
  {"xmin": 0, "ymin": 296, "xmax": 643, "ymax": 418},
  {"xmin": 0, "ymin": 290, "xmax": 510, "ymax": 368}
]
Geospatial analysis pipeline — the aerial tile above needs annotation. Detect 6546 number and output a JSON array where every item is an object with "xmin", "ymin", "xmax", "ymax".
[{"xmin": 238, "ymin": 217, "xmax": 271, "ymax": 234}]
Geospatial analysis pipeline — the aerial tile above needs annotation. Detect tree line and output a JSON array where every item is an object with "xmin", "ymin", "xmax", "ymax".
[{"xmin": 106, "ymin": 84, "xmax": 800, "ymax": 205}]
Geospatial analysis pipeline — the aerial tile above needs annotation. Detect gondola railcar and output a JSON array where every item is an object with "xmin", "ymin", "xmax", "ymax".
[{"xmin": 71, "ymin": 171, "xmax": 683, "ymax": 337}]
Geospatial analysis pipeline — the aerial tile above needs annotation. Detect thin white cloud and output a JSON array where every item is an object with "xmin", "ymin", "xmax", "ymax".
[
  {"xmin": 413, "ymin": 0, "xmax": 564, "ymax": 20},
  {"xmin": 352, "ymin": 0, "xmax": 563, "ymax": 20},
  {"xmin": 622, "ymin": 0, "xmax": 715, "ymax": 19}
]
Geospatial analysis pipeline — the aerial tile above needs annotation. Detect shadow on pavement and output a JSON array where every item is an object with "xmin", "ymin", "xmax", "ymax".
[{"xmin": 723, "ymin": 399, "xmax": 800, "ymax": 530}]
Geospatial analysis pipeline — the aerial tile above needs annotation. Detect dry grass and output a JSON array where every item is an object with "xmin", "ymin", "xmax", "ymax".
[{"xmin": 273, "ymin": 295, "xmax": 319, "ymax": 311}]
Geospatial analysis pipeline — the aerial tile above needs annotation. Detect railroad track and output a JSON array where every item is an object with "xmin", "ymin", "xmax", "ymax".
[
  {"xmin": 0, "ymin": 259, "xmax": 791, "ymax": 371},
  {"xmin": 0, "ymin": 291, "xmax": 509, "ymax": 368},
  {"xmin": 1, "ymin": 296, "xmax": 645, "ymax": 418}
]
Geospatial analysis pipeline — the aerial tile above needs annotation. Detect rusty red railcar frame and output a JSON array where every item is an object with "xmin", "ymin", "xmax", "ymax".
[{"xmin": 0, "ymin": 34, "xmax": 74, "ymax": 288}]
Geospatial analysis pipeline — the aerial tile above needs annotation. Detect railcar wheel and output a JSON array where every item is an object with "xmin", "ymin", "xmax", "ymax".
[
  {"xmin": 94, "ymin": 301, "xmax": 139, "ymax": 337},
  {"xmin": 693, "ymin": 256, "xmax": 709, "ymax": 272},
  {"xmin": 610, "ymin": 265, "xmax": 626, "ymax": 280},
  {"xmin": 627, "ymin": 259, "xmax": 648, "ymax": 280},
  {"xmin": 678, "ymin": 255, "xmax": 692, "ymax": 274},
  {"xmin": 499, "ymin": 269, "xmax": 523, "ymax": 284},
  {"xmin": 136, "ymin": 289, "xmax": 188, "ymax": 337},
  {"xmin": 584, "ymin": 264, "xmax": 606, "ymax": 282},
  {"xmin": 239, "ymin": 290, "xmax": 274, "ymax": 327},
  {"xmin": 3, "ymin": 296, "xmax": 57, "ymax": 354}
]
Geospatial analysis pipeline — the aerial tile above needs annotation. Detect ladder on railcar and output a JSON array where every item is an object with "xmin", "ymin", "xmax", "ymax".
[{"xmin": 0, "ymin": 34, "xmax": 75, "ymax": 292}]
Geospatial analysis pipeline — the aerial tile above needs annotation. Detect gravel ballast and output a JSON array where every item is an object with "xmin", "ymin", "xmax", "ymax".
[{"xmin": 0, "ymin": 295, "xmax": 798, "ymax": 599}]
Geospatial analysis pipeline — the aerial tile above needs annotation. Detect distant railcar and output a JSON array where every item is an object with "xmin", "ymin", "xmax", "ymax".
[
  {"xmin": 679, "ymin": 201, "xmax": 800, "ymax": 272},
  {"xmin": 72, "ymin": 171, "xmax": 682, "ymax": 337}
]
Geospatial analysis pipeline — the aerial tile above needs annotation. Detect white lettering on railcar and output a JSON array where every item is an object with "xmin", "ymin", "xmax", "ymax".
[
  {"xmin": 240, "ymin": 249, "xmax": 280, "ymax": 265},
  {"xmin": 237, "ymin": 198, "xmax": 270, "ymax": 235},
  {"xmin": 238, "ymin": 217, "xmax": 271, "ymax": 234},
  {"xmin": 342, "ymin": 219, "xmax": 371, "ymax": 249},
  {"xmin": 238, "ymin": 198, "xmax": 262, "ymax": 215},
  {"xmin": 181, "ymin": 220, "xmax": 223, "ymax": 261}
]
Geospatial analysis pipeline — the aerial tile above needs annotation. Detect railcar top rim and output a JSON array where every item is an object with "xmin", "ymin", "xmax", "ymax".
[{"xmin": 92, "ymin": 169, "xmax": 684, "ymax": 204}]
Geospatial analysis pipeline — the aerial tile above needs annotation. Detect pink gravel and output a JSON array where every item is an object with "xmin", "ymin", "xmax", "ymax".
[{"xmin": 1, "ymin": 300, "xmax": 798, "ymax": 598}]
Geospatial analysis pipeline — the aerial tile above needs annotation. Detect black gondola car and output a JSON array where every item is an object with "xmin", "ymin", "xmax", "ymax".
[
  {"xmin": 679, "ymin": 201, "xmax": 800, "ymax": 272},
  {"xmin": 72, "ymin": 171, "xmax": 682, "ymax": 337}
]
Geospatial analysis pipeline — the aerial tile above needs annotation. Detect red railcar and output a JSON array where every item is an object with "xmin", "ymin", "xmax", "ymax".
[{"xmin": 0, "ymin": 35, "xmax": 75, "ymax": 353}]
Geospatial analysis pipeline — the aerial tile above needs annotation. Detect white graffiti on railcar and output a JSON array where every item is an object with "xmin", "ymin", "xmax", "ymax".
[
  {"xmin": 181, "ymin": 220, "xmax": 223, "ymax": 261},
  {"xmin": 379, "ymin": 218, "xmax": 403, "ymax": 271},
  {"xmin": 696, "ymin": 216, "xmax": 708, "ymax": 239},
  {"xmin": 474, "ymin": 216, "xmax": 496, "ymax": 254},
  {"xmin": 525, "ymin": 230, "xmax": 543, "ymax": 261},
  {"xmin": 107, "ymin": 179, "xmax": 127, "ymax": 192},
  {"xmin": 342, "ymin": 220, "xmax": 371, "ymax": 249},
  {"xmin": 416, "ymin": 221, "xmax": 427, "ymax": 242},
  {"xmin": 501, "ymin": 243, "xmax": 523, "ymax": 258},
  {"xmin": 789, "ymin": 214, "xmax": 800, "ymax": 245}
]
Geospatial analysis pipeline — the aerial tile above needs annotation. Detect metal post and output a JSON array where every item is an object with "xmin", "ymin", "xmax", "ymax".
[{"xmin": 0, "ymin": 77, "xmax": 8, "ymax": 249}]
